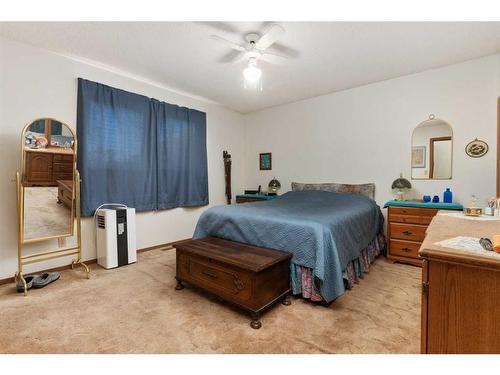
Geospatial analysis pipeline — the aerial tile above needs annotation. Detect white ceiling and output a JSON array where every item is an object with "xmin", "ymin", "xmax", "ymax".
[{"xmin": 1, "ymin": 22, "xmax": 500, "ymax": 113}]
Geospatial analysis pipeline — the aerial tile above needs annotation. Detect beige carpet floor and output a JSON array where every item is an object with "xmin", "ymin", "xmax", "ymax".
[
  {"xmin": 0, "ymin": 249, "xmax": 421, "ymax": 353},
  {"xmin": 24, "ymin": 186, "xmax": 71, "ymax": 240}
]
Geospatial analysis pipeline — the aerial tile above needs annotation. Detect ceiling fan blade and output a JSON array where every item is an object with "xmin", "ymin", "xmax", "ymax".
[
  {"xmin": 269, "ymin": 43, "xmax": 300, "ymax": 58},
  {"xmin": 210, "ymin": 35, "xmax": 246, "ymax": 52},
  {"xmin": 255, "ymin": 24, "xmax": 285, "ymax": 50},
  {"xmin": 217, "ymin": 50, "xmax": 245, "ymax": 64},
  {"xmin": 260, "ymin": 52, "xmax": 288, "ymax": 65}
]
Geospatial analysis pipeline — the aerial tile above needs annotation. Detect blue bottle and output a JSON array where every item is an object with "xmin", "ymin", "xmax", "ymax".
[
  {"xmin": 432, "ymin": 195, "xmax": 440, "ymax": 203},
  {"xmin": 443, "ymin": 188, "xmax": 452, "ymax": 203}
]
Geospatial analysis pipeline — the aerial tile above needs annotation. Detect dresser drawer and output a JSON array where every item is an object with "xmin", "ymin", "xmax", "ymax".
[
  {"xmin": 420, "ymin": 208, "xmax": 438, "ymax": 218},
  {"xmin": 391, "ymin": 214, "xmax": 436, "ymax": 225},
  {"xmin": 389, "ymin": 206, "xmax": 438, "ymax": 217},
  {"xmin": 389, "ymin": 206, "xmax": 420, "ymax": 216},
  {"xmin": 53, "ymin": 154, "xmax": 74, "ymax": 162},
  {"xmin": 53, "ymin": 172, "xmax": 73, "ymax": 181},
  {"xmin": 390, "ymin": 223, "xmax": 427, "ymax": 242},
  {"xmin": 178, "ymin": 254, "xmax": 252, "ymax": 302},
  {"xmin": 390, "ymin": 214, "xmax": 421, "ymax": 224},
  {"xmin": 389, "ymin": 239, "xmax": 421, "ymax": 259},
  {"xmin": 420, "ymin": 216, "xmax": 435, "ymax": 225},
  {"xmin": 53, "ymin": 162, "xmax": 73, "ymax": 173}
]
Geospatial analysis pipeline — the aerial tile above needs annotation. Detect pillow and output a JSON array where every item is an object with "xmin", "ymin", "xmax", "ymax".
[{"xmin": 291, "ymin": 182, "xmax": 375, "ymax": 200}]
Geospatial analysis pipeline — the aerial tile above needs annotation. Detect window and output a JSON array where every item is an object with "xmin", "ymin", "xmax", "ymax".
[{"xmin": 77, "ymin": 78, "xmax": 208, "ymax": 216}]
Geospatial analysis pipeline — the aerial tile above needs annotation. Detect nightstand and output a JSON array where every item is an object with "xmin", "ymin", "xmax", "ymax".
[
  {"xmin": 384, "ymin": 201, "xmax": 463, "ymax": 266},
  {"xmin": 235, "ymin": 194, "xmax": 277, "ymax": 204}
]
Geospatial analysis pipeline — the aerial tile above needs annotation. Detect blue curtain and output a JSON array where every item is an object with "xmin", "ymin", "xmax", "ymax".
[
  {"xmin": 51, "ymin": 121, "xmax": 62, "ymax": 135},
  {"xmin": 154, "ymin": 101, "xmax": 208, "ymax": 209},
  {"xmin": 77, "ymin": 78, "xmax": 208, "ymax": 216},
  {"xmin": 29, "ymin": 119, "xmax": 45, "ymax": 134}
]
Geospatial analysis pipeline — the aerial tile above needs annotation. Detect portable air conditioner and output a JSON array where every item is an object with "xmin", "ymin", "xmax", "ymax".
[{"xmin": 96, "ymin": 207, "xmax": 137, "ymax": 269}]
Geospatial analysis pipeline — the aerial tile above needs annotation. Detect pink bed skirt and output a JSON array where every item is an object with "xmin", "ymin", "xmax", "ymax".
[{"xmin": 290, "ymin": 231, "xmax": 386, "ymax": 302}]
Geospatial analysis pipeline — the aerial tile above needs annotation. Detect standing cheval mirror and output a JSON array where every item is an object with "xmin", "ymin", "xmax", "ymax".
[{"xmin": 16, "ymin": 118, "xmax": 89, "ymax": 296}]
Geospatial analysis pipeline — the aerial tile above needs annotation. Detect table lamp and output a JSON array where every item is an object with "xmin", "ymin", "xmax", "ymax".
[
  {"xmin": 391, "ymin": 173, "xmax": 412, "ymax": 201},
  {"xmin": 268, "ymin": 177, "xmax": 281, "ymax": 195}
]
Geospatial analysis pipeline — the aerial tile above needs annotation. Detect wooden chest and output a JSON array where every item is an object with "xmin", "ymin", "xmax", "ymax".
[
  {"xmin": 175, "ymin": 237, "xmax": 292, "ymax": 329},
  {"xmin": 57, "ymin": 180, "xmax": 73, "ymax": 208},
  {"xmin": 387, "ymin": 206, "xmax": 438, "ymax": 266}
]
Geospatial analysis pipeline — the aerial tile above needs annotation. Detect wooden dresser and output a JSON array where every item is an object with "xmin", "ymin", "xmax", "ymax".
[
  {"xmin": 175, "ymin": 237, "xmax": 292, "ymax": 329},
  {"xmin": 385, "ymin": 201, "xmax": 463, "ymax": 266},
  {"xmin": 420, "ymin": 214, "xmax": 500, "ymax": 353},
  {"xmin": 24, "ymin": 147, "xmax": 74, "ymax": 186},
  {"xmin": 235, "ymin": 193, "xmax": 277, "ymax": 204}
]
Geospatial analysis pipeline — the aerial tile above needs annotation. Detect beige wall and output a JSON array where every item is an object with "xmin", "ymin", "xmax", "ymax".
[
  {"xmin": 243, "ymin": 54, "xmax": 499, "ymax": 208},
  {"xmin": 0, "ymin": 37, "xmax": 246, "ymax": 279}
]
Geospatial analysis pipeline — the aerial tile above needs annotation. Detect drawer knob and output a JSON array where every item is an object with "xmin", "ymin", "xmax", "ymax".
[
  {"xmin": 202, "ymin": 269, "xmax": 218, "ymax": 278},
  {"xmin": 401, "ymin": 247, "xmax": 411, "ymax": 252},
  {"xmin": 402, "ymin": 230, "xmax": 413, "ymax": 235}
]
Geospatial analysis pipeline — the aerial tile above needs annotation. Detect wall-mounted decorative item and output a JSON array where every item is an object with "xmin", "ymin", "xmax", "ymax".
[
  {"xmin": 411, "ymin": 146, "xmax": 426, "ymax": 168},
  {"xmin": 223, "ymin": 151, "xmax": 232, "ymax": 205},
  {"xmin": 259, "ymin": 152, "xmax": 272, "ymax": 170},
  {"xmin": 465, "ymin": 138, "xmax": 488, "ymax": 158}
]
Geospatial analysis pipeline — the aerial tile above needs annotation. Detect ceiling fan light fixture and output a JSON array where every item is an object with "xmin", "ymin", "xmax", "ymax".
[{"xmin": 243, "ymin": 59, "xmax": 262, "ymax": 83}]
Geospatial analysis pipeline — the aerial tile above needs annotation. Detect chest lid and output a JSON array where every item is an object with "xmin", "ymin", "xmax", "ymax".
[{"xmin": 175, "ymin": 237, "xmax": 292, "ymax": 273}]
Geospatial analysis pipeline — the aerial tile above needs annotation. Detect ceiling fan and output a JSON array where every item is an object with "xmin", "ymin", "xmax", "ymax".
[{"xmin": 210, "ymin": 24, "xmax": 288, "ymax": 89}]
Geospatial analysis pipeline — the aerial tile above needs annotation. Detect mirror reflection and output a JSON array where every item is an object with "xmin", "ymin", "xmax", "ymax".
[
  {"xmin": 411, "ymin": 117, "xmax": 453, "ymax": 180},
  {"xmin": 22, "ymin": 118, "xmax": 75, "ymax": 241}
]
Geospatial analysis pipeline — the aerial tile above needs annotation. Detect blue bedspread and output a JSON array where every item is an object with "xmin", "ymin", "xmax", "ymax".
[{"xmin": 193, "ymin": 190, "xmax": 384, "ymax": 302}]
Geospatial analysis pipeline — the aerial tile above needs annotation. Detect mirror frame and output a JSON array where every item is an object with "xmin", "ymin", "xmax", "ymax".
[
  {"xmin": 411, "ymin": 116, "xmax": 454, "ymax": 180},
  {"xmin": 20, "ymin": 117, "xmax": 78, "ymax": 244}
]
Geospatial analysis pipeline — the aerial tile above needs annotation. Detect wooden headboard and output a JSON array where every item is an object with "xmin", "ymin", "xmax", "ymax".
[{"xmin": 291, "ymin": 182, "xmax": 376, "ymax": 200}]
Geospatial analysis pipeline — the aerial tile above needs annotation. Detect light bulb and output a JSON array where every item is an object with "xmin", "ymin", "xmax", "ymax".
[{"xmin": 243, "ymin": 64, "xmax": 262, "ymax": 83}]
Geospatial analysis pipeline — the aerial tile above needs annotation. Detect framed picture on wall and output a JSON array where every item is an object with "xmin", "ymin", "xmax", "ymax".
[
  {"xmin": 259, "ymin": 153, "xmax": 272, "ymax": 170},
  {"xmin": 412, "ymin": 146, "xmax": 426, "ymax": 168}
]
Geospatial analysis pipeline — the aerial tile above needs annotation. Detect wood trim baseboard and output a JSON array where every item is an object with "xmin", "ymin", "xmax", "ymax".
[
  {"xmin": 0, "ymin": 238, "xmax": 190, "ymax": 286},
  {"xmin": 137, "ymin": 238, "xmax": 190, "ymax": 253}
]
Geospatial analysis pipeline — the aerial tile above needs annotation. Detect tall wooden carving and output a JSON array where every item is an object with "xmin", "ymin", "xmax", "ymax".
[{"xmin": 223, "ymin": 151, "xmax": 232, "ymax": 204}]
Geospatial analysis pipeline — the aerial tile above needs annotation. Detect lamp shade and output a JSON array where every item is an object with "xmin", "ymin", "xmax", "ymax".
[
  {"xmin": 243, "ymin": 64, "xmax": 262, "ymax": 83},
  {"xmin": 391, "ymin": 173, "xmax": 412, "ymax": 190},
  {"xmin": 268, "ymin": 177, "xmax": 281, "ymax": 193}
]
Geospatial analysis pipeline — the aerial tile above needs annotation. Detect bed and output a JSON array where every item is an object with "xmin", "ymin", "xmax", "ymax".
[{"xmin": 193, "ymin": 182, "xmax": 386, "ymax": 303}]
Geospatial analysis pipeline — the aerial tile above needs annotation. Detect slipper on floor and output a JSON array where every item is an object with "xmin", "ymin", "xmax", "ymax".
[
  {"xmin": 32, "ymin": 272, "xmax": 60, "ymax": 289},
  {"xmin": 16, "ymin": 274, "xmax": 39, "ymax": 292}
]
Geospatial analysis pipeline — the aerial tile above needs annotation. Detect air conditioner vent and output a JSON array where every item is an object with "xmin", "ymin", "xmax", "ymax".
[{"xmin": 97, "ymin": 215, "xmax": 105, "ymax": 229}]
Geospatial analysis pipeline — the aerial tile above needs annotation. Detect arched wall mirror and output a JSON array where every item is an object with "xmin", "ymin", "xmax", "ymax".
[
  {"xmin": 411, "ymin": 116, "xmax": 453, "ymax": 180},
  {"xmin": 21, "ymin": 118, "xmax": 76, "ymax": 242}
]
